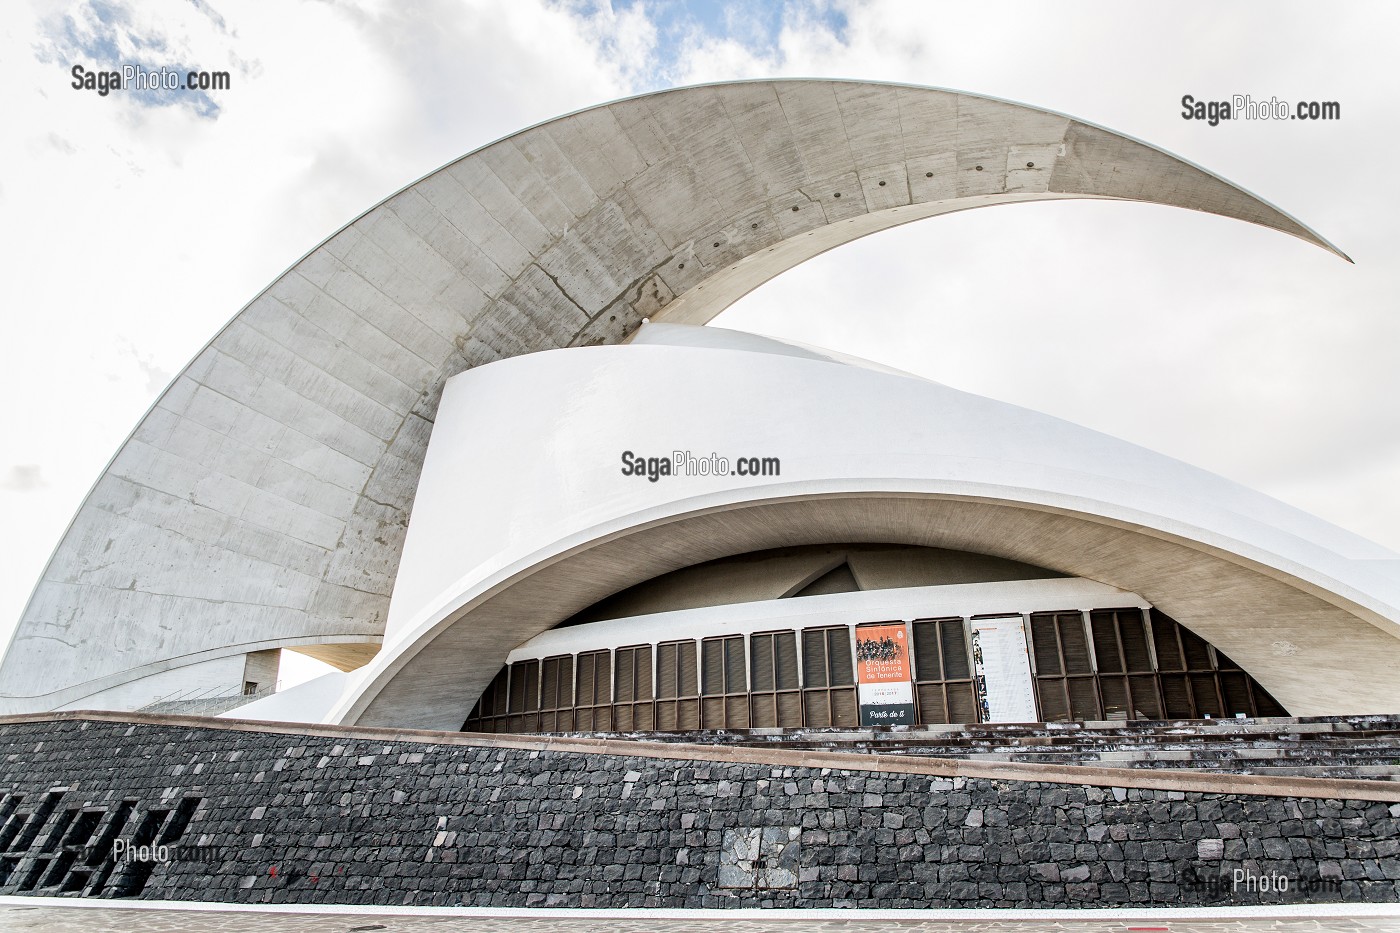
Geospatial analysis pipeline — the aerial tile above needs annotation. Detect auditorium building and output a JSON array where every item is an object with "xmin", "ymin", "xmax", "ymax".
[{"xmin": 2, "ymin": 78, "xmax": 1396, "ymax": 745}]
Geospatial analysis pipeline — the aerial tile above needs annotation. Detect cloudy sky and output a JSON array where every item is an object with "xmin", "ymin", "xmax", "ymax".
[{"xmin": 2, "ymin": 1, "xmax": 1396, "ymax": 686}]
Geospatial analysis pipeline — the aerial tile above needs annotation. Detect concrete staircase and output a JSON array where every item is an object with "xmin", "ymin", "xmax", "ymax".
[
  {"xmin": 137, "ymin": 684, "xmax": 275, "ymax": 717},
  {"xmin": 552, "ymin": 715, "xmax": 1400, "ymax": 782}
]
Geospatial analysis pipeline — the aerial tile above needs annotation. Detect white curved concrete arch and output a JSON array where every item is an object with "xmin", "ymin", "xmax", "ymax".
[
  {"xmin": 0, "ymin": 79, "xmax": 1348, "ymax": 713},
  {"xmin": 337, "ymin": 492, "xmax": 1400, "ymax": 731},
  {"xmin": 328, "ymin": 331, "xmax": 1400, "ymax": 731}
]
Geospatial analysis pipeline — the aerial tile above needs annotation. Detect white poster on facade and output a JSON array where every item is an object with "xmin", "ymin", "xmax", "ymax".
[
  {"xmin": 969, "ymin": 617, "xmax": 1038, "ymax": 723},
  {"xmin": 857, "ymin": 682, "xmax": 915, "ymax": 725}
]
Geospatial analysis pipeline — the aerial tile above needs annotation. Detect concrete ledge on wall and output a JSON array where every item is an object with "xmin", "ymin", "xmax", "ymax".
[{"xmin": 4, "ymin": 710, "xmax": 1398, "ymax": 803}]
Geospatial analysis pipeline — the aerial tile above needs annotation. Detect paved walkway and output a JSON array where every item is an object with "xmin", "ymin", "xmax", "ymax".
[{"xmin": 3, "ymin": 904, "xmax": 1400, "ymax": 933}]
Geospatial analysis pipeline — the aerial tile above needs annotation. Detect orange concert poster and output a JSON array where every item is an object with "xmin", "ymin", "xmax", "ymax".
[{"xmin": 854, "ymin": 623, "xmax": 911, "ymax": 684}]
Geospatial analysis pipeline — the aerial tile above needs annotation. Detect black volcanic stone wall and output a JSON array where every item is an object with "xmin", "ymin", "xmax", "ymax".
[{"xmin": 0, "ymin": 718, "xmax": 1397, "ymax": 908}]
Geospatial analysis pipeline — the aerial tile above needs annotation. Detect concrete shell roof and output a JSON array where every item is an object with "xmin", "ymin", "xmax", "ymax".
[{"xmin": 0, "ymin": 79, "xmax": 1347, "ymax": 711}]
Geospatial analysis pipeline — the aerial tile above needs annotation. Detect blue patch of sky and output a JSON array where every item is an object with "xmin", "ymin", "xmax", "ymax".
[
  {"xmin": 35, "ymin": 0, "xmax": 224, "ymax": 119},
  {"xmin": 612, "ymin": 0, "xmax": 849, "ymax": 87}
]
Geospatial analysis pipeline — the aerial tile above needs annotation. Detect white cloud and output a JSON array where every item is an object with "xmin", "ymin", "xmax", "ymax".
[{"xmin": 0, "ymin": 466, "xmax": 47, "ymax": 492}]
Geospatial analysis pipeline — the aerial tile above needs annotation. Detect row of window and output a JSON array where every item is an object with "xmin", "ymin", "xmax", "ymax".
[
  {"xmin": 462, "ymin": 608, "xmax": 1286, "ymax": 733},
  {"xmin": 1029, "ymin": 608, "xmax": 1284, "ymax": 722}
]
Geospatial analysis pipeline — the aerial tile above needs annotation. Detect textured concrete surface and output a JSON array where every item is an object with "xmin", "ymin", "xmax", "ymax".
[{"xmin": 0, "ymin": 79, "xmax": 1350, "ymax": 714}]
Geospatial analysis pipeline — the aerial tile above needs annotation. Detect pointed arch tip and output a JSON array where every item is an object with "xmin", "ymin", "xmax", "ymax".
[{"xmin": 1281, "ymin": 218, "xmax": 1351, "ymax": 263}]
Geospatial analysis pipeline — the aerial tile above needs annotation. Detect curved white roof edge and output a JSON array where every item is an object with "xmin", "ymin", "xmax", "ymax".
[
  {"xmin": 318, "ymin": 335, "xmax": 1400, "ymax": 731},
  {"xmin": 384, "ymin": 335, "xmax": 1399, "ymax": 633},
  {"xmin": 630, "ymin": 321, "xmax": 927, "ymax": 379}
]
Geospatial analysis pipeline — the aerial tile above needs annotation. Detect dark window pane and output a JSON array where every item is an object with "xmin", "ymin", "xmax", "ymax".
[
  {"xmin": 615, "ymin": 648, "xmax": 636, "ymax": 703},
  {"xmin": 776, "ymin": 691, "xmax": 803, "ymax": 727},
  {"xmin": 947, "ymin": 683, "xmax": 978, "ymax": 723},
  {"xmin": 1220, "ymin": 672, "xmax": 1251, "ymax": 717},
  {"xmin": 524, "ymin": 662, "xmax": 539, "ymax": 712},
  {"xmin": 1150, "ymin": 611, "xmax": 1185, "ymax": 670},
  {"xmin": 724, "ymin": 637, "xmax": 746, "ymax": 693},
  {"xmin": 802, "ymin": 629, "xmax": 828, "ymax": 688},
  {"xmin": 1068, "ymin": 678, "xmax": 1100, "ymax": 721},
  {"xmin": 726, "ymin": 695, "xmax": 749, "ymax": 728},
  {"xmin": 1128, "ymin": 675, "xmax": 1163, "ymax": 719},
  {"xmin": 677, "ymin": 641, "xmax": 698, "ymax": 697},
  {"xmin": 1091, "ymin": 613, "xmax": 1124, "ymax": 674},
  {"xmin": 1030, "ymin": 614, "xmax": 1061, "ymax": 675},
  {"xmin": 1119, "ymin": 613, "xmax": 1153, "ymax": 672},
  {"xmin": 827, "ymin": 630, "xmax": 854, "ymax": 686},
  {"xmin": 1190, "ymin": 674, "xmax": 1222, "ymax": 717},
  {"xmin": 701, "ymin": 640, "xmax": 724, "ymax": 696},
  {"xmin": 557, "ymin": 659, "xmax": 572, "ymax": 710},
  {"xmin": 774, "ymin": 633, "xmax": 799, "ymax": 691},
  {"xmin": 656, "ymin": 643, "xmax": 678, "ymax": 699},
  {"xmin": 1059, "ymin": 616, "xmax": 1093, "ymax": 674},
  {"xmin": 751, "ymin": 694, "xmax": 775, "ymax": 728},
  {"xmin": 1180, "ymin": 628, "xmax": 1213, "ymax": 671},
  {"xmin": 577, "ymin": 653, "xmax": 596, "ymax": 706},
  {"xmin": 1100, "ymin": 676, "xmax": 1130, "ymax": 718},
  {"xmin": 1036, "ymin": 680, "xmax": 1069, "ymax": 722},
  {"xmin": 490, "ymin": 666, "xmax": 509, "ymax": 717},
  {"xmin": 656, "ymin": 701, "xmax": 677, "ymax": 730},
  {"xmin": 635, "ymin": 645, "xmax": 653, "ymax": 700},
  {"xmin": 508, "ymin": 662, "xmax": 527, "ymax": 713},
  {"xmin": 830, "ymin": 688, "xmax": 858, "ymax": 727},
  {"xmin": 803, "ymin": 690, "xmax": 831, "ymax": 727},
  {"xmin": 913, "ymin": 619, "xmax": 944, "ymax": 681},
  {"xmin": 578, "ymin": 651, "xmax": 609, "ymax": 706},
  {"xmin": 677, "ymin": 698, "xmax": 699, "ymax": 729},
  {"xmin": 540, "ymin": 658, "xmax": 560, "ymax": 710},
  {"xmin": 917, "ymin": 683, "xmax": 948, "ymax": 723},
  {"xmin": 941, "ymin": 622, "xmax": 970, "ymax": 679},
  {"xmin": 1161, "ymin": 674, "xmax": 1193, "ymax": 718},
  {"xmin": 751, "ymin": 635, "xmax": 775, "ymax": 692}
]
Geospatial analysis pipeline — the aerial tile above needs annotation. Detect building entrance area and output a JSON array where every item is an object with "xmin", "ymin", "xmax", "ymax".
[{"xmin": 462, "ymin": 607, "xmax": 1287, "ymax": 734}]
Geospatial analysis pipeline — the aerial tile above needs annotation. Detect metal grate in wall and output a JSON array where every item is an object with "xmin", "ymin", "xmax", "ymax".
[{"xmin": 0, "ymin": 791, "xmax": 202, "ymax": 897}]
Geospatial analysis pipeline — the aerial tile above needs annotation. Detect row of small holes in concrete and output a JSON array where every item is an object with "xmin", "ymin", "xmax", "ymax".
[
  {"xmin": 782, "ymin": 163, "xmax": 1036, "ymax": 212},
  {"xmin": 679, "ymin": 160, "xmax": 1040, "ymax": 262}
]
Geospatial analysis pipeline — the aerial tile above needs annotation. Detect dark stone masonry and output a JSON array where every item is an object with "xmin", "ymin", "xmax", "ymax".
[{"xmin": 0, "ymin": 717, "xmax": 1397, "ymax": 908}]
